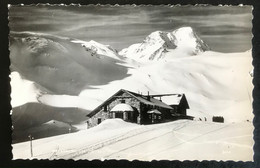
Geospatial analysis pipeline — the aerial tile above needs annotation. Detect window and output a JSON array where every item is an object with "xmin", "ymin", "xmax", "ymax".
[
  {"xmin": 98, "ymin": 118, "xmax": 102, "ymax": 124},
  {"xmin": 127, "ymin": 112, "xmax": 131, "ymax": 120},
  {"xmin": 121, "ymin": 99, "xmax": 125, "ymax": 103},
  {"xmin": 104, "ymin": 105, "xmax": 107, "ymax": 112},
  {"xmin": 115, "ymin": 112, "xmax": 123, "ymax": 119},
  {"xmin": 153, "ymin": 115, "xmax": 157, "ymax": 119}
]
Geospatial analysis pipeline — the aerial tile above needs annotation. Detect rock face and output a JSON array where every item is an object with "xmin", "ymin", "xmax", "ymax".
[{"xmin": 119, "ymin": 27, "xmax": 210, "ymax": 61}]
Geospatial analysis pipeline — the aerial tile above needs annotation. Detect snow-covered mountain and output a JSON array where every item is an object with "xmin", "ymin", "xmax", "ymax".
[
  {"xmin": 119, "ymin": 27, "xmax": 209, "ymax": 61},
  {"xmin": 9, "ymin": 27, "xmax": 253, "ymax": 143},
  {"xmin": 9, "ymin": 32, "xmax": 128, "ymax": 95},
  {"xmin": 71, "ymin": 40, "xmax": 120, "ymax": 60}
]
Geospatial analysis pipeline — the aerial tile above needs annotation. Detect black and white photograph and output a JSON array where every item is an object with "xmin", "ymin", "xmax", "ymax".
[{"xmin": 8, "ymin": 4, "xmax": 254, "ymax": 161}]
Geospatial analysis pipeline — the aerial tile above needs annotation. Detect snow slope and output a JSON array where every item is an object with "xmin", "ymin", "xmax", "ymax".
[
  {"xmin": 12, "ymin": 119, "xmax": 253, "ymax": 161},
  {"xmin": 119, "ymin": 27, "xmax": 209, "ymax": 61},
  {"xmin": 71, "ymin": 40, "xmax": 120, "ymax": 60},
  {"xmin": 76, "ymin": 50, "xmax": 253, "ymax": 122},
  {"xmin": 35, "ymin": 50, "xmax": 253, "ymax": 123},
  {"xmin": 10, "ymin": 71, "xmax": 42, "ymax": 107},
  {"xmin": 9, "ymin": 32, "xmax": 128, "ymax": 95}
]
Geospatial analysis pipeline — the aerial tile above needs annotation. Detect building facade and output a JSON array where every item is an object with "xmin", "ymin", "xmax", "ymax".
[{"xmin": 86, "ymin": 89, "xmax": 190, "ymax": 127}]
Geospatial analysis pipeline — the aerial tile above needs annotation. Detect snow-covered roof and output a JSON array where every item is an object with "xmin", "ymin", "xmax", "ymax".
[
  {"xmin": 126, "ymin": 90, "xmax": 173, "ymax": 110},
  {"xmin": 160, "ymin": 94, "xmax": 184, "ymax": 105},
  {"xmin": 111, "ymin": 103, "xmax": 134, "ymax": 112}
]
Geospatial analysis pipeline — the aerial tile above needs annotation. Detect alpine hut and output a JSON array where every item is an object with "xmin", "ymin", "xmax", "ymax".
[{"xmin": 86, "ymin": 89, "xmax": 191, "ymax": 127}]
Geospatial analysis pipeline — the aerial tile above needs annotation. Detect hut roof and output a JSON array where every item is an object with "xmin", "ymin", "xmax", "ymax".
[
  {"xmin": 161, "ymin": 94, "xmax": 183, "ymax": 105},
  {"xmin": 126, "ymin": 90, "xmax": 173, "ymax": 110},
  {"xmin": 87, "ymin": 89, "xmax": 188, "ymax": 117}
]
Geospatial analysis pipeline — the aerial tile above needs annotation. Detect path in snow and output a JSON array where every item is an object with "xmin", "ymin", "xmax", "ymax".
[{"xmin": 57, "ymin": 121, "xmax": 189, "ymax": 159}]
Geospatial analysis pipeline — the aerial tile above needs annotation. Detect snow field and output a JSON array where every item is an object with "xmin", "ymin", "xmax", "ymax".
[
  {"xmin": 12, "ymin": 119, "xmax": 253, "ymax": 161},
  {"xmin": 75, "ymin": 120, "xmax": 253, "ymax": 161}
]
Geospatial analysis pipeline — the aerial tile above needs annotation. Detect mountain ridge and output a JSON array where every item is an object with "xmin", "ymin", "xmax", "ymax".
[{"xmin": 119, "ymin": 27, "xmax": 210, "ymax": 61}]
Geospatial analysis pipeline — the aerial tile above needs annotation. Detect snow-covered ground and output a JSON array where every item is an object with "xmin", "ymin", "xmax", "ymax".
[
  {"xmin": 10, "ymin": 26, "xmax": 254, "ymax": 160},
  {"xmin": 12, "ymin": 119, "xmax": 253, "ymax": 161}
]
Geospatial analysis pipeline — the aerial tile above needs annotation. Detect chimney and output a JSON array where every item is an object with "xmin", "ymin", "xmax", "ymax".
[{"xmin": 147, "ymin": 91, "xmax": 150, "ymax": 101}]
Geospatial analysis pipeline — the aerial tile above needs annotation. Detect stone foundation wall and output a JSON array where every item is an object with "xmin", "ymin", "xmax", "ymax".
[
  {"xmin": 108, "ymin": 92, "xmax": 140, "ymax": 112},
  {"xmin": 87, "ymin": 110, "xmax": 109, "ymax": 127}
]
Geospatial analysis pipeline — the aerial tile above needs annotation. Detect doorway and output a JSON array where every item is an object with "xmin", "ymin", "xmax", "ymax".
[{"xmin": 97, "ymin": 118, "xmax": 102, "ymax": 124}]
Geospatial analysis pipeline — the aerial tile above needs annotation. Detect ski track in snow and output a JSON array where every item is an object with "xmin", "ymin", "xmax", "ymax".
[
  {"xmin": 92, "ymin": 122, "xmax": 223, "ymax": 160},
  {"xmin": 144, "ymin": 124, "xmax": 231, "ymax": 158},
  {"xmin": 56, "ymin": 121, "xmax": 189, "ymax": 160},
  {"xmin": 101, "ymin": 122, "xmax": 191, "ymax": 159},
  {"xmin": 72, "ymin": 121, "xmax": 253, "ymax": 161},
  {"xmin": 12, "ymin": 119, "xmax": 253, "ymax": 161}
]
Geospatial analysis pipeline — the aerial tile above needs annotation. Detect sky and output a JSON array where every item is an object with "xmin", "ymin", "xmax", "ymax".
[{"xmin": 9, "ymin": 5, "xmax": 252, "ymax": 53}]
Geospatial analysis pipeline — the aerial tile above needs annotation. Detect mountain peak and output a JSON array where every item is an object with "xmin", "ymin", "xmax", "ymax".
[
  {"xmin": 145, "ymin": 31, "xmax": 164, "ymax": 40},
  {"xmin": 144, "ymin": 30, "xmax": 176, "ymax": 48},
  {"xmin": 174, "ymin": 26, "xmax": 193, "ymax": 34},
  {"xmin": 172, "ymin": 27, "xmax": 209, "ymax": 53},
  {"xmin": 71, "ymin": 40, "xmax": 120, "ymax": 60},
  {"xmin": 119, "ymin": 27, "xmax": 209, "ymax": 61}
]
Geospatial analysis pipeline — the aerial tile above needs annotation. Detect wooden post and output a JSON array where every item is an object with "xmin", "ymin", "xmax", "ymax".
[
  {"xmin": 28, "ymin": 135, "xmax": 33, "ymax": 157},
  {"xmin": 112, "ymin": 112, "xmax": 115, "ymax": 118},
  {"xmin": 123, "ymin": 112, "xmax": 127, "ymax": 120},
  {"xmin": 69, "ymin": 124, "xmax": 72, "ymax": 133}
]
